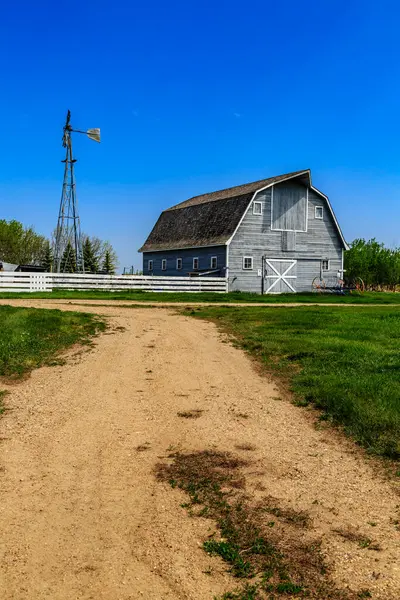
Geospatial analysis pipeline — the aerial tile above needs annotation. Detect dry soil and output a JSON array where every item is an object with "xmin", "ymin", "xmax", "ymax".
[{"xmin": 0, "ymin": 301, "xmax": 399, "ymax": 599}]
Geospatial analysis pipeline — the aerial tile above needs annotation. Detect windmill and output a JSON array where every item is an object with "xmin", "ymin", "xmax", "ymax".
[{"xmin": 53, "ymin": 110, "xmax": 100, "ymax": 273}]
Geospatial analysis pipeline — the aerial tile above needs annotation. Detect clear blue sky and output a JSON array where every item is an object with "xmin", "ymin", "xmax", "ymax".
[{"xmin": 1, "ymin": 0, "xmax": 399, "ymax": 270}]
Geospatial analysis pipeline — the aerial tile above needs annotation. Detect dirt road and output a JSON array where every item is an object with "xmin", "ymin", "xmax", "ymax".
[{"xmin": 0, "ymin": 303, "xmax": 399, "ymax": 599}]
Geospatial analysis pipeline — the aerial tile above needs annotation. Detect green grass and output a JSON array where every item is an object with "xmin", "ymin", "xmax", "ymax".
[
  {"xmin": 0, "ymin": 289, "xmax": 399, "ymax": 304},
  {"xmin": 186, "ymin": 305, "xmax": 400, "ymax": 459},
  {"xmin": 0, "ymin": 305, "xmax": 105, "ymax": 381}
]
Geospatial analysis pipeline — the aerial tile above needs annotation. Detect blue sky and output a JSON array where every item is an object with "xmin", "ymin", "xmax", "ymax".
[{"xmin": 1, "ymin": 0, "xmax": 399, "ymax": 270}]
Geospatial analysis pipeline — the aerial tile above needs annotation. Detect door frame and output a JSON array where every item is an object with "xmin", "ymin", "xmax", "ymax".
[{"xmin": 262, "ymin": 258, "xmax": 297, "ymax": 293}]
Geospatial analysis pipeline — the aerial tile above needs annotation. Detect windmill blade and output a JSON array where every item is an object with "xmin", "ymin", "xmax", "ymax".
[{"xmin": 87, "ymin": 128, "xmax": 101, "ymax": 143}]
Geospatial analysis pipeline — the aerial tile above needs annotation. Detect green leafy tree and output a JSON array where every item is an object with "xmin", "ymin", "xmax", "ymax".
[
  {"xmin": 0, "ymin": 219, "xmax": 47, "ymax": 265},
  {"xmin": 83, "ymin": 238, "xmax": 99, "ymax": 273},
  {"xmin": 345, "ymin": 238, "xmax": 400, "ymax": 290},
  {"xmin": 102, "ymin": 250, "xmax": 116, "ymax": 274},
  {"xmin": 81, "ymin": 234, "xmax": 118, "ymax": 274},
  {"xmin": 60, "ymin": 241, "xmax": 77, "ymax": 273}
]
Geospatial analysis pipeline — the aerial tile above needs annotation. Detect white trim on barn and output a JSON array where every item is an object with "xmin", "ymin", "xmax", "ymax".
[
  {"xmin": 242, "ymin": 256, "xmax": 253, "ymax": 270},
  {"xmin": 264, "ymin": 259, "xmax": 297, "ymax": 293},
  {"xmin": 315, "ymin": 205, "xmax": 324, "ymax": 219},
  {"xmin": 226, "ymin": 170, "xmax": 311, "ymax": 247},
  {"xmin": 253, "ymin": 201, "xmax": 263, "ymax": 215},
  {"xmin": 310, "ymin": 185, "xmax": 348, "ymax": 249}
]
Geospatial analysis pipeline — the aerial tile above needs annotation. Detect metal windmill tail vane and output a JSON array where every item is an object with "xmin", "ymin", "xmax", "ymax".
[{"xmin": 54, "ymin": 110, "xmax": 100, "ymax": 273}]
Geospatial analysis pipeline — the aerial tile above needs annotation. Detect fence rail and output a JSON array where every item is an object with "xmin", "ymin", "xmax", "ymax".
[{"xmin": 0, "ymin": 272, "xmax": 228, "ymax": 293}]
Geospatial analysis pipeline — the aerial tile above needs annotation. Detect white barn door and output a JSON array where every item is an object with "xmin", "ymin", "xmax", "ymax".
[{"xmin": 264, "ymin": 259, "xmax": 297, "ymax": 293}]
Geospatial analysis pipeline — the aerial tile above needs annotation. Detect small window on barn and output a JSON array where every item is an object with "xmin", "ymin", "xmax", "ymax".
[
  {"xmin": 161, "ymin": 259, "xmax": 167, "ymax": 271},
  {"xmin": 315, "ymin": 206, "xmax": 324, "ymax": 219},
  {"xmin": 322, "ymin": 259, "xmax": 329, "ymax": 271},
  {"xmin": 253, "ymin": 201, "xmax": 262, "ymax": 215},
  {"xmin": 243, "ymin": 256, "xmax": 253, "ymax": 270},
  {"xmin": 148, "ymin": 260, "xmax": 153, "ymax": 271},
  {"xmin": 193, "ymin": 257, "xmax": 199, "ymax": 270},
  {"xmin": 176, "ymin": 258, "xmax": 182, "ymax": 270},
  {"xmin": 210, "ymin": 256, "xmax": 218, "ymax": 269}
]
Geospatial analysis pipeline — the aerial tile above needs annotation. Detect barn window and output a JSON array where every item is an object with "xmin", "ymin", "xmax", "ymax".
[
  {"xmin": 193, "ymin": 257, "xmax": 199, "ymax": 270},
  {"xmin": 243, "ymin": 256, "xmax": 253, "ymax": 270},
  {"xmin": 253, "ymin": 201, "xmax": 262, "ymax": 215},
  {"xmin": 271, "ymin": 184, "xmax": 307, "ymax": 232},
  {"xmin": 315, "ymin": 206, "xmax": 324, "ymax": 219},
  {"xmin": 176, "ymin": 258, "xmax": 182, "ymax": 270},
  {"xmin": 161, "ymin": 259, "xmax": 167, "ymax": 271},
  {"xmin": 210, "ymin": 256, "xmax": 218, "ymax": 269},
  {"xmin": 148, "ymin": 260, "xmax": 153, "ymax": 271},
  {"xmin": 322, "ymin": 259, "xmax": 329, "ymax": 271}
]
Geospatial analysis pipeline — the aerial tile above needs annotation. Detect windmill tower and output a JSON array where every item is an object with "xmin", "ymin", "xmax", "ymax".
[{"xmin": 53, "ymin": 110, "xmax": 100, "ymax": 273}]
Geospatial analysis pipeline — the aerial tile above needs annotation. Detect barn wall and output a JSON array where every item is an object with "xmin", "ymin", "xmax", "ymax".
[
  {"xmin": 142, "ymin": 246, "xmax": 227, "ymax": 276},
  {"xmin": 228, "ymin": 182, "xmax": 343, "ymax": 293}
]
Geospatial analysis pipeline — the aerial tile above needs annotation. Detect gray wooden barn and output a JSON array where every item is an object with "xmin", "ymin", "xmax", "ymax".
[{"xmin": 139, "ymin": 169, "xmax": 347, "ymax": 293}]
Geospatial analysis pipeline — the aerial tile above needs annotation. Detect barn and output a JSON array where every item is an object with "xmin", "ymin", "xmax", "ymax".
[{"xmin": 139, "ymin": 169, "xmax": 348, "ymax": 293}]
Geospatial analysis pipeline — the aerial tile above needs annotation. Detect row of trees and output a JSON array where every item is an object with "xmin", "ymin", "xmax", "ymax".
[
  {"xmin": 0, "ymin": 219, "xmax": 118, "ymax": 274},
  {"xmin": 0, "ymin": 219, "xmax": 48, "ymax": 266},
  {"xmin": 344, "ymin": 238, "xmax": 400, "ymax": 290}
]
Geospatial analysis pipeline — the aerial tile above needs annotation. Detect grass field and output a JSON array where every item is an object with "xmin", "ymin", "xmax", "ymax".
[
  {"xmin": 0, "ymin": 306, "xmax": 105, "ymax": 410},
  {"xmin": 186, "ymin": 305, "xmax": 400, "ymax": 459},
  {"xmin": 0, "ymin": 289, "xmax": 399, "ymax": 304}
]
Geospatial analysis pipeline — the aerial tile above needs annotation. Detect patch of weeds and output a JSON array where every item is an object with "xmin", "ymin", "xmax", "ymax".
[
  {"xmin": 204, "ymin": 540, "xmax": 254, "ymax": 577},
  {"xmin": 177, "ymin": 409, "xmax": 203, "ymax": 419},
  {"xmin": 264, "ymin": 581, "xmax": 304, "ymax": 594},
  {"xmin": 358, "ymin": 591, "xmax": 372, "ymax": 598},
  {"xmin": 156, "ymin": 450, "xmax": 359, "ymax": 599},
  {"xmin": 217, "ymin": 583, "xmax": 259, "ymax": 599},
  {"xmin": 260, "ymin": 496, "xmax": 311, "ymax": 528}
]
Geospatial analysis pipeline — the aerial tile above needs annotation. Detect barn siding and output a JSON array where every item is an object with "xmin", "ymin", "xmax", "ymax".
[
  {"xmin": 142, "ymin": 246, "xmax": 227, "ymax": 276},
  {"xmin": 228, "ymin": 182, "xmax": 343, "ymax": 293}
]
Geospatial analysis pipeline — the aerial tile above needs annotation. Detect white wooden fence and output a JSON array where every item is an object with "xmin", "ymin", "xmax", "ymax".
[{"xmin": 0, "ymin": 272, "xmax": 228, "ymax": 293}]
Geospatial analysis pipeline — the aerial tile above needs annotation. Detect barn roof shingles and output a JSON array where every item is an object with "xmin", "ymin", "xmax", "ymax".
[{"xmin": 139, "ymin": 170, "xmax": 309, "ymax": 252}]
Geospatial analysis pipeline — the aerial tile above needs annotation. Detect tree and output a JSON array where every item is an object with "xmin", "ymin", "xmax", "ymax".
[
  {"xmin": 82, "ymin": 237, "xmax": 99, "ymax": 273},
  {"xmin": 345, "ymin": 238, "xmax": 400, "ymax": 290},
  {"xmin": 81, "ymin": 234, "xmax": 118, "ymax": 273},
  {"xmin": 102, "ymin": 250, "xmax": 116, "ymax": 274},
  {"xmin": 0, "ymin": 219, "xmax": 47, "ymax": 265},
  {"xmin": 60, "ymin": 241, "xmax": 77, "ymax": 273},
  {"xmin": 42, "ymin": 241, "xmax": 53, "ymax": 272}
]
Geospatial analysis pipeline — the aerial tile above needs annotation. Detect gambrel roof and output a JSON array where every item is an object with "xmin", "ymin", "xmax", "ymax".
[{"xmin": 139, "ymin": 169, "xmax": 347, "ymax": 252}]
